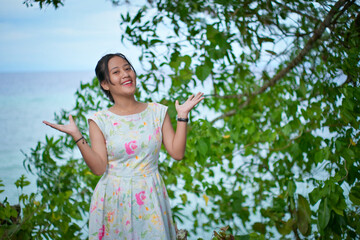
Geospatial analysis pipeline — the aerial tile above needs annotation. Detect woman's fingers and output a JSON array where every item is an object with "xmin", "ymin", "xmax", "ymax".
[
  {"xmin": 43, "ymin": 121, "xmax": 63, "ymax": 131},
  {"xmin": 189, "ymin": 92, "xmax": 204, "ymax": 104},
  {"xmin": 195, "ymin": 92, "xmax": 204, "ymax": 100},
  {"xmin": 191, "ymin": 92, "xmax": 203, "ymax": 101},
  {"xmin": 43, "ymin": 115, "xmax": 80, "ymax": 137},
  {"xmin": 186, "ymin": 93, "xmax": 203, "ymax": 102}
]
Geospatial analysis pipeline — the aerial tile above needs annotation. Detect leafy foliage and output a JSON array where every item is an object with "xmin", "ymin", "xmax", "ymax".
[
  {"xmin": 3, "ymin": 0, "xmax": 360, "ymax": 239},
  {"xmin": 116, "ymin": 0, "xmax": 360, "ymax": 238},
  {"xmin": 22, "ymin": 0, "xmax": 134, "ymax": 9},
  {"xmin": 1, "ymin": 80, "xmax": 108, "ymax": 239}
]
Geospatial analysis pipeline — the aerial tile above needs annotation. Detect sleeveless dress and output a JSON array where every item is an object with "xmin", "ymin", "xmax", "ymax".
[{"xmin": 88, "ymin": 103, "xmax": 176, "ymax": 240}]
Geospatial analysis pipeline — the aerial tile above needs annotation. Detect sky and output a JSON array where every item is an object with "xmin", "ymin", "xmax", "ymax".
[{"xmin": 0, "ymin": 0, "xmax": 142, "ymax": 72}]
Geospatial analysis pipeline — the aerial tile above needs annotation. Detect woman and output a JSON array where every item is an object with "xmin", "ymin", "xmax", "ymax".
[{"xmin": 43, "ymin": 53, "xmax": 204, "ymax": 240}]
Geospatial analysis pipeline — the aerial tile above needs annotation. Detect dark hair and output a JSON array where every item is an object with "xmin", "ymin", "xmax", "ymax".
[{"xmin": 95, "ymin": 53, "xmax": 137, "ymax": 103}]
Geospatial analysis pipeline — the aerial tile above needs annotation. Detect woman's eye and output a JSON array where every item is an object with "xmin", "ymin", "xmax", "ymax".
[{"xmin": 113, "ymin": 71, "xmax": 119, "ymax": 74}]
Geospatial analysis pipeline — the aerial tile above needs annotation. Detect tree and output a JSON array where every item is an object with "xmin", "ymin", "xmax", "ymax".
[
  {"xmin": 116, "ymin": 0, "xmax": 360, "ymax": 238},
  {"xmin": 2, "ymin": 0, "xmax": 359, "ymax": 239}
]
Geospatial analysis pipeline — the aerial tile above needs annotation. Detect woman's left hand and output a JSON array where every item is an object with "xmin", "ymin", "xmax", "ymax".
[{"xmin": 175, "ymin": 92, "xmax": 205, "ymax": 118}]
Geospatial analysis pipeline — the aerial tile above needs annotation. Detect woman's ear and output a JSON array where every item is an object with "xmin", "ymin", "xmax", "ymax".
[{"xmin": 101, "ymin": 81, "xmax": 110, "ymax": 91}]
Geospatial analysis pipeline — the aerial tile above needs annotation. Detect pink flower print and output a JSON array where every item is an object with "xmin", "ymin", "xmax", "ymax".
[
  {"xmin": 135, "ymin": 191, "xmax": 146, "ymax": 206},
  {"xmin": 90, "ymin": 201, "xmax": 98, "ymax": 213},
  {"xmin": 115, "ymin": 229, "xmax": 120, "ymax": 234},
  {"xmin": 113, "ymin": 122, "xmax": 119, "ymax": 126},
  {"xmin": 101, "ymin": 197, "xmax": 104, "ymax": 202},
  {"xmin": 150, "ymin": 187, "xmax": 153, "ymax": 193},
  {"xmin": 107, "ymin": 210, "xmax": 115, "ymax": 223},
  {"xmin": 154, "ymin": 127, "xmax": 161, "ymax": 141},
  {"xmin": 149, "ymin": 135, "xmax": 151, "ymax": 141},
  {"xmin": 98, "ymin": 225, "xmax": 105, "ymax": 240},
  {"xmin": 126, "ymin": 220, "xmax": 130, "ymax": 225},
  {"xmin": 125, "ymin": 140, "xmax": 137, "ymax": 155}
]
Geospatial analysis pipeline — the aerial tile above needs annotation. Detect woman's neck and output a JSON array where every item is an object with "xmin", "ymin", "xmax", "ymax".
[{"xmin": 110, "ymin": 97, "xmax": 146, "ymax": 115}]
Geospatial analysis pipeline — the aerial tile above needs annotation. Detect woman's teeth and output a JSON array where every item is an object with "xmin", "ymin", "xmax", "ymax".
[{"xmin": 121, "ymin": 80, "xmax": 132, "ymax": 85}]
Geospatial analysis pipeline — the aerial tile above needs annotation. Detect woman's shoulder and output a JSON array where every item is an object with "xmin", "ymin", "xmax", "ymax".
[
  {"xmin": 147, "ymin": 102, "xmax": 167, "ymax": 110},
  {"xmin": 146, "ymin": 103, "xmax": 168, "ymax": 122},
  {"xmin": 89, "ymin": 109, "xmax": 110, "ymax": 120}
]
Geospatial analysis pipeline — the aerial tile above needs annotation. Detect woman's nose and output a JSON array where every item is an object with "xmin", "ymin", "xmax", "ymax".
[{"xmin": 122, "ymin": 70, "xmax": 130, "ymax": 78}]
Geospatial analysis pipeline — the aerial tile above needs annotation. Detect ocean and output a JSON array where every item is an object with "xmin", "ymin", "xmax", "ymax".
[{"xmin": 0, "ymin": 71, "xmax": 94, "ymax": 202}]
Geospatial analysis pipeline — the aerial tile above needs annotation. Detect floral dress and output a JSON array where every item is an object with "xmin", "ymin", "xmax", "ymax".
[{"xmin": 88, "ymin": 103, "xmax": 176, "ymax": 240}]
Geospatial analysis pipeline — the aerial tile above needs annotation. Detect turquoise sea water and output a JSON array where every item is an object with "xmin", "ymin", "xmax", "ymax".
[{"xmin": 0, "ymin": 71, "xmax": 94, "ymax": 202}]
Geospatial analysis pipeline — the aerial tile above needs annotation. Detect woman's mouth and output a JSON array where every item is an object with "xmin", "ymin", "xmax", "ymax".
[{"xmin": 121, "ymin": 80, "xmax": 133, "ymax": 86}]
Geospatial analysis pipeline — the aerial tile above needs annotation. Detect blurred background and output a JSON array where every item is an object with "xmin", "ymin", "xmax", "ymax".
[{"xmin": 1, "ymin": 0, "xmax": 359, "ymax": 239}]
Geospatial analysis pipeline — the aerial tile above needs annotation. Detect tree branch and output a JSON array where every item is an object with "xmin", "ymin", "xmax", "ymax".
[
  {"xmin": 253, "ymin": 0, "xmax": 350, "ymax": 95},
  {"xmin": 273, "ymin": 1, "xmax": 322, "ymax": 23},
  {"xmin": 211, "ymin": 0, "xmax": 352, "ymax": 123}
]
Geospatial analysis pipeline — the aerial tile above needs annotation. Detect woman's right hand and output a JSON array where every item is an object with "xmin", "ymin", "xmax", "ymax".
[{"xmin": 43, "ymin": 115, "xmax": 81, "ymax": 139}]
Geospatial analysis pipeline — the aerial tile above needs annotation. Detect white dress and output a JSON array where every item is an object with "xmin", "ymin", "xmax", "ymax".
[{"xmin": 88, "ymin": 103, "xmax": 176, "ymax": 240}]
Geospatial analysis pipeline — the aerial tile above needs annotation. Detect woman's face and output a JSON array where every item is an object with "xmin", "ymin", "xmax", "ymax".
[{"xmin": 101, "ymin": 56, "xmax": 137, "ymax": 98}]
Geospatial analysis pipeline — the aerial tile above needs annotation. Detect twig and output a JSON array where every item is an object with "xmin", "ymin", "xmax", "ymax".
[{"xmin": 211, "ymin": 0, "xmax": 352, "ymax": 123}]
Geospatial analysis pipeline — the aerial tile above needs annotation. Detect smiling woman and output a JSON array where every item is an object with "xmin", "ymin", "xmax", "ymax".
[
  {"xmin": 43, "ymin": 53, "xmax": 204, "ymax": 239},
  {"xmin": 95, "ymin": 53, "xmax": 138, "ymax": 104}
]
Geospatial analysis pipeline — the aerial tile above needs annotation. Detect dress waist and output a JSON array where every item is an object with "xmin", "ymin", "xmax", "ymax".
[{"xmin": 104, "ymin": 165, "xmax": 159, "ymax": 178}]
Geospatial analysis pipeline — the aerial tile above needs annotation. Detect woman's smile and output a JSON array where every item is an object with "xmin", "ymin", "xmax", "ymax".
[{"xmin": 121, "ymin": 79, "xmax": 133, "ymax": 86}]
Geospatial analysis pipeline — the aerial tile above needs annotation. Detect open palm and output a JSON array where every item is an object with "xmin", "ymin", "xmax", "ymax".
[
  {"xmin": 175, "ymin": 92, "xmax": 204, "ymax": 116},
  {"xmin": 43, "ymin": 115, "xmax": 80, "ymax": 137}
]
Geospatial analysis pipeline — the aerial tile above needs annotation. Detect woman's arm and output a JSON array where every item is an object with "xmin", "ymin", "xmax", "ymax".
[
  {"xmin": 43, "ymin": 115, "xmax": 108, "ymax": 176},
  {"xmin": 162, "ymin": 92, "xmax": 204, "ymax": 160}
]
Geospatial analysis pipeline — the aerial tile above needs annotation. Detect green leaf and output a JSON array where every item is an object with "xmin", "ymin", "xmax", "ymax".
[
  {"xmin": 265, "ymin": 50, "xmax": 277, "ymax": 55},
  {"xmin": 258, "ymin": 37, "xmax": 275, "ymax": 44},
  {"xmin": 275, "ymin": 219, "xmax": 293, "ymax": 235},
  {"xmin": 252, "ymin": 222, "xmax": 266, "ymax": 234},
  {"xmin": 318, "ymin": 198, "xmax": 331, "ymax": 231},
  {"xmin": 297, "ymin": 195, "xmax": 311, "ymax": 236},
  {"xmin": 196, "ymin": 64, "xmax": 212, "ymax": 81},
  {"xmin": 150, "ymin": 39, "xmax": 164, "ymax": 46},
  {"xmin": 198, "ymin": 139, "xmax": 209, "ymax": 156},
  {"xmin": 309, "ymin": 186, "xmax": 325, "ymax": 205},
  {"xmin": 131, "ymin": 8, "xmax": 143, "ymax": 24},
  {"xmin": 206, "ymin": 24, "xmax": 220, "ymax": 44},
  {"xmin": 180, "ymin": 193, "xmax": 188, "ymax": 205},
  {"xmin": 0, "ymin": 179, "xmax": 4, "ymax": 194},
  {"xmin": 314, "ymin": 151, "xmax": 323, "ymax": 163},
  {"xmin": 349, "ymin": 182, "xmax": 360, "ymax": 205},
  {"xmin": 287, "ymin": 180, "xmax": 296, "ymax": 197},
  {"xmin": 14, "ymin": 175, "xmax": 30, "ymax": 190}
]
